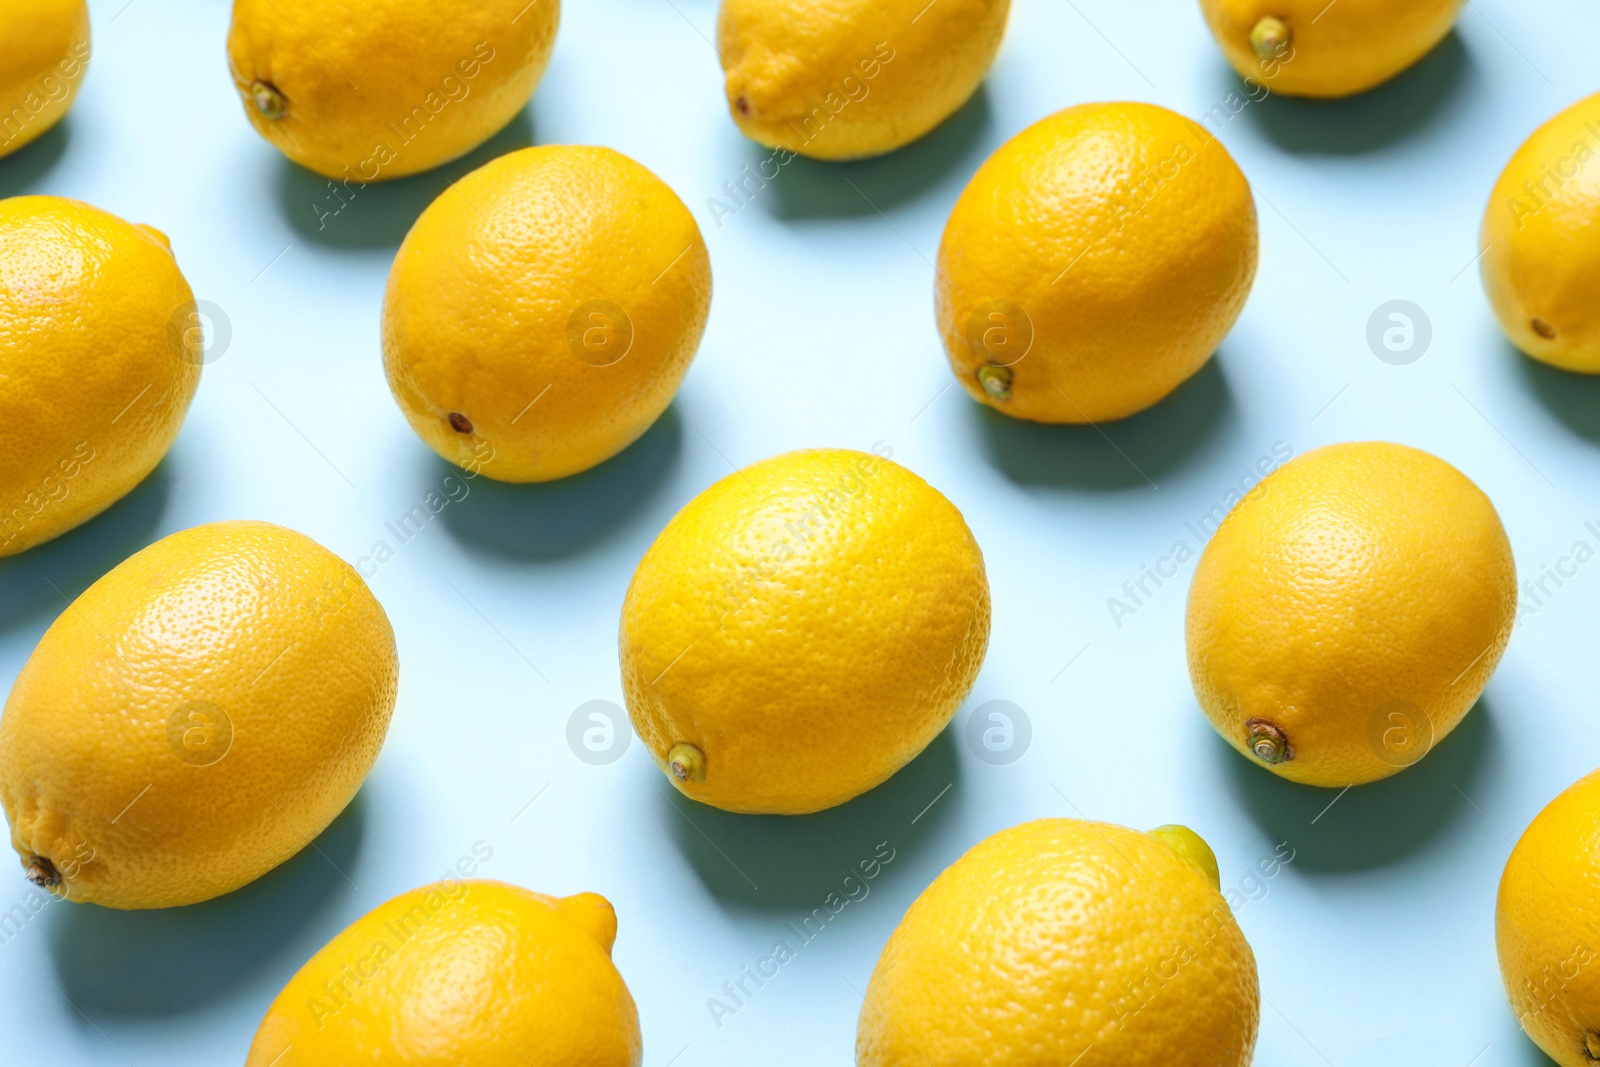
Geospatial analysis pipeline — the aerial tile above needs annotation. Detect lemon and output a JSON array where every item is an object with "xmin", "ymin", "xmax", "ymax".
[
  {"xmin": 1186, "ymin": 442, "xmax": 1516, "ymax": 787},
  {"xmin": 0, "ymin": 0, "xmax": 89, "ymax": 159},
  {"xmin": 1481, "ymin": 91, "xmax": 1600, "ymax": 372},
  {"xmin": 248, "ymin": 880, "xmax": 641, "ymax": 1066},
  {"xmin": 1198, "ymin": 0, "xmax": 1463, "ymax": 98},
  {"xmin": 0, "ymin": 195, "xmax": 201, "ymax": 557},
  {"xmin": 620, "ymin": 448, "xmax": 990, "ymax": 814},
  {"xmin": 0, "ymin": 521, "xmax": 397, "ymax": 909},
  {"xmin": 1498, "ymin": 769, "xmax": 1600, "ymax": 1066},
  {"xmin": 858, "ymin": 819, "xmax": 1258, "ymax": 1066},
  {"xmin": 226, "ymin": 0, "xmax": 559, "ymax": 180},
  {"xmin": 383, "ymin": 145, "xmax": 711, "ymax": 483},
  {"xmin": 937, "ymin": 102, "xmax": 1257, "ymax": 423},
  {"xmin": 717, "ymin": 0, "xmax": 1010, "ymax": 160}
]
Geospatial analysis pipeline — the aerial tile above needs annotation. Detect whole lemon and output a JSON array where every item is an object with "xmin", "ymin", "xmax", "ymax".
[
  {"xmin": 1481, "ymin": 92, "xmax": 1600, "ymax": 372},
  {"xmin": 1198, "ymin": 0, "xmax": 1463, "ymax": 98},
  {"xmin": 1497, "ymin": 769, "xmax": 1600, "ymax": 1066},
  {"xmin": 858, "ymin": 819, "xmax": 1259, "ymax": 1066},
  {"xmin": 0, "ymin": 0, "xmax": 90, "ymax": 159},
  {"xmin": 226, "ymin": 0, "xmax": 559, "ymax": 180},
  {"xmin": 247, "ymin": 880, "xmax": 641, "ymax": 1066},
  {"xmin": 936, "ymin": 102, "xmax": 1257, "ymax": 424},
  {"xmin": 1186, "ymin": 442, "xmax": 1516, "ymax": 787},
  {"xmin": 0, "ymin": 521, "xmax": 398, "ymax": 909},
  {"xmin": 620, "ymin": 448, "xmax": 990, "ymax": 814},
  {"xmin": 717, "ymin": 0, "xmax": 1010, "ymax": 160},
  {"xmin": 0, "ymin": 196, "xmax": 201, "ymax": 557},
  {"xmin": 383, "ymin": 145, "xmax": 711, "ymax": 483}
]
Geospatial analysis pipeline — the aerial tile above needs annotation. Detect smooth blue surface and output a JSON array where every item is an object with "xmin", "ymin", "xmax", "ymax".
[{"xmin": 0, "ymin": 0, "xmax": 1595, "ymax": 1063}]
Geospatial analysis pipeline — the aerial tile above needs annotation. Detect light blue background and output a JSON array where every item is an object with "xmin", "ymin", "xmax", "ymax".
[{"xmin": 1, "ymin": 0, "xmax": 1595, "ymax": 1063}]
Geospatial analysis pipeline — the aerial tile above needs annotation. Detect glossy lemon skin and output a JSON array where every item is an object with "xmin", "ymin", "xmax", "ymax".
[
  {"xmin": 0, "ymin": 0, "xmax": 89, "ymax": 158},
  {"xmin": 227, "ymin": 0, "xmax": 559, "ymax": 180},
  {"xmin": 937, "ymin": 102, "xmax": 1257, "ymax": 423},
  {"xmin": 858, "ymin": 819, "xmax": 1259, "ymax": 1066},
  {"xmin": 1186, "ymin": 442, "xmax": 1516, "ymax": 787},
  {"xmin": 1199, "ymin": 0, "xmax": 1463, "ymax": 98},
  {"xmin": 717, "ymin": 0, "xmax": 1010, "ymax": 160},
  {"xmin": 247, "ymin": 881, "xmax": 642, "ymax": 1066},
  {"xmin": 383, "ymin": 145, "xmax": 711, "ymax": 483},
  {"xmin": 0, "ymin": 195, "xmax": 200, "ymax": 556},
  {"xmin": 1482, "ymin": 91, "xmax": 1600, "ymax": 372},
  {"xmin": 0, "ymin": 521, "xmax": 397, "ymax": 909},
  {"xmin": 620, "ymin": 449, "xmax": 991, "ymax": 814},
  {"xmin": 1498, "ymin": 770, "xmax": 1600, "ymax": 1067}
]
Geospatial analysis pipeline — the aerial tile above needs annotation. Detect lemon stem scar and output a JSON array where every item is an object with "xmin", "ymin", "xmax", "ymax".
[
  {"xmin": 448, "ymin": 412, "xmax": 474, "ymax": 434},
  {"xmin": 1147, "ymin": 824, "xmax": 1222, "ymax": 890},
  {"xmin": 668, "ymin": 742, "xmax": 706, "ymax": 784},
  {"xmin": 976, "ymin": 365, "xmax": 1012, "ymax": 401},
  {"xmin": 1532, "ymin": 317, "xmax": 1557, "ymax": 340},
  {"xmin": 1249, "ymin": 16, "xmax": 1292, "ymax": 61},
  {"xmin": 1584, "ymin": 1032, "xmax": 1600, "ymax": 1061},
  {"xmin": 24, "ymin": 856, "xmax": 59, "ymax": 889},
  {"xmin": 1245, "ymin": 718, "xmax": 1293, "ymax": 764},
  {"xmin": 249, "ymin": 80, "xmax": 288, "ymax": 121}
]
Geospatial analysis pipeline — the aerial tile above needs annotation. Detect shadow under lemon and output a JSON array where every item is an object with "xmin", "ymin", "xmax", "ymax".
[
  {"xmin": 1234, "ymin": 31, "xmax": 1473, "ymax": 156},
  {"xmin": 0, "ymin": 454, "xmax": 173, "ymax": 635},
  {"xmin": 46, "ymin": 787, "xmax": 367, "ymax": 1017},
  {"xmin": 1515, "ymin": 343, "xmax": 1600, "ymax": 444},
  {"xmin": 971, "ymin": 356, "xmax": 1236, "ymax": 490},
  {"xmin": 1216, "ymin": 697, "xmax": 1494, "ymax": 872},
  {"xmin": 754, "ymin": 84, "xmax": 997, "ymax": 221},
  {"xmin": 274, "ymin": 107, "xmax": 537, "ymax": 251},
  {"xmin": 0, "ymin": 117, "xmax": 71, "ymax": 198},
  {"xmin": 435, "ymin": 406, "xmax": 683, "ymax": 562},
  {"xmin": 655, "ymin": 726, "xmax": 960, "ymax": 912}
]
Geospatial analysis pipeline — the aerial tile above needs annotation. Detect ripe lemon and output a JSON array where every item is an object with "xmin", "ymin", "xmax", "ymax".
[
  {"xmin": 1497, "ymin": 769, "xmax": 1600, "ymax": 1066},
  {"xmin": 226, "ymin": 0, "xmax": 559, "ymax": 180},
  {"xmin": 1186, "ymin": 442, "xmax": 1516, "ymax": 787},
  {"xmin": 383, "ymin": 146, "xmax": 711, "ymax": 483},
  {"xmin": 247, "ymin": 880, "xmax": 641, "ymax": 1066},
  {"xmin": 620, "ymin": 448, "xmax": 990, "ymax": 814},
  {"xmin": 1198, "ymin": 0, "xmax": 1463, "ymax": 98},
  {"xmin": 0, "ymin": 521, "xmax": 398, "ymax": 909},
  {"xmin": 858, "ymin": 819, "xmax": 1259, "ymax": 1066},
  {"xmin": 717, "ymin": 0, "xmax": 1010, "ymax": 160},
  {"xmin": 0, "ymin": 195, "xmax": 201, "ymax": 556},
  {"xmin": 0, "ymin": 0, "xmax": 90, "ymax": 159},
  {"xmin": 1481, "ymin": 91, "xmax": 1600, "ymax": 373},
  {"xmin": 937, "ymin": 102, "xmax": 1257, "ymax": 424}
]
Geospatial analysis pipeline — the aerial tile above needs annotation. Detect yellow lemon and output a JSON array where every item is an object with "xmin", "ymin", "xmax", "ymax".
[
  {"xmin": 1481, "ymin": 91, "xmax": 1600, "ymax": 372},
  {"xmin": 0, "ymin": 195, "xmax": 201, "ymax": 556},
  {"xmin": 247, "ymin": 880, "xmax": 641, "ymax": 1066},
  {"xmin": 1198, "ymin": 0, "xmax": 1463, "ymax": 98},
  {"xmin": 227, "ymin": 0, "xmax": 559, "ymax": 180},
  {"xmin": 717, "ymin": 0, "xmax": 1010, "ymax": 160},
  {"xmin": 937, "ymin": 102, "xmax": 1257, "ymax": 423},
  {"xmin": 858, "ymin": 819, "xmax": 1259, "ymax": 1066},
  {"xmin": 1186, "ymin": 442, "xmax": 1516, "ymax": 787},
  {"xmin": 0, "ymin": 0, "xmax": 89, "ymax": 159},
  {"xmin": 0, "ymin": 521, "xmax": 397, "ymax": 909},
  {"xmin": 1497, "ymin": 769, "xmax": 1600, "ymax": 1066},
  {"xmin": 383, "ymin": 145, "xmax": 711, "ymax": 483},
  {"xmin": 620, "ymin": 448, "xmax": 990, "ymax": 814}
]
